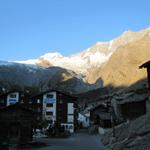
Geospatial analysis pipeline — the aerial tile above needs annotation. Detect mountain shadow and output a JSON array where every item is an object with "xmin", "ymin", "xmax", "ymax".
[
  {"xmin": 77, "ymin": 77, "xmax": 148, "ymax": 105},
  {"xmin": 0, "ymin": 62, "xmax": 103, "ymax": 95}
]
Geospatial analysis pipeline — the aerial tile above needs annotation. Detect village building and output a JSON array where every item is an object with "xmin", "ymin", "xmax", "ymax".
[
  {"xmin": 78, "ymin": 96, "xmax": 112, "ymax": 131},
  {"xmin": 89, "ymin": 103, "xmax": 111, "ymax": 128},
  {"xmin": 111, "ymin": 92, "xmax": 148, "ymax": 123},
  {"xmin": 0, "ymin": 104, "xmax": 35, "ymax": 145},
  {"xmin": 30, "ymin": 90, "xmax": 77, "ymax": 133},
  {"xmin": 78, "ymin": 111, "xmax": 90, "ymax": 128}
]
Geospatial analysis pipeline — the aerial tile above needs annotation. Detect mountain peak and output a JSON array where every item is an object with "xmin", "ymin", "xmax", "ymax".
[{"xmin": 40, "ymin": 52, "xmax": 63, "ymax": 60}]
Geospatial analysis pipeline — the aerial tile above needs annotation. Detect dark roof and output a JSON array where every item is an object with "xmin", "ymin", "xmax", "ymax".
[
  {"xmin": 139, "ymin": 60, "xmax": 150, "ymax": 68},
  {"xmin": 0, "ymin": 90, "xmax": 23, "ymax": 97},
  {"xmin": 31, "ymin": 90, "xmax": 77, "ymax": 99},
  {"xmin": 114, "ymin": 93, "xmax": 148, "ymax": 104}
]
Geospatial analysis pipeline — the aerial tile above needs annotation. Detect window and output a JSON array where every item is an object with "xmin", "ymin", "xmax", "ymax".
[
  {"xmin": 10, "ymin": 94, "xmax": 17, "ymax": 98},
  {"xmin": 46, "ymin": 111, "xmax": 53, "ymax": 115},
  {"xmin": 9, "ymin": 98, "xmax": 17, "ymax": 105},
  {"xmin": 46, "ymin": 94, "xmax": 53, "ymax": 98},
  {"xmin": 68, "ymin": 103, "xmax": 74, "ymax": 114},
  {"xmin": 46, "ymin": 103, "xmax": 53, "ymax": 107},
  {"xmin": 67, "ymin": 115, "xmax": 74, "ymax": 123}
]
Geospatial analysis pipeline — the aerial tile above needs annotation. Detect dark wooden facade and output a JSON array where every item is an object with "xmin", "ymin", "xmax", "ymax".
[
  {"xmin": 120, "ymin": 100, "xmax": 146, "ymax": 120},
  {"xmin": 0, "ymin": 104, "xmax": 35, "ymax": 145},
  {"xmin": 0, "ymin": 93, "xmax": 7, "ymax": 108},
  {"xmin": 56, "ymin": 91, "xmax": 77, "ymax": 124},
  {"xmin": 30, "ymin": 90, "xmax": 77, "ymax": 132},
  {"xmin": 29, "ymin": 94, "xmax": 43, "ymax": 124}
]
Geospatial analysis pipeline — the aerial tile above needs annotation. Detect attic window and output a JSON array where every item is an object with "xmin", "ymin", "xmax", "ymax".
[
  {"xmin": 46, "ymin": 94, "xmax": 53, "ymax": 98},
  {"xmin": 10, "ymin": 94, "xmax": 17, "ymax": 98}
]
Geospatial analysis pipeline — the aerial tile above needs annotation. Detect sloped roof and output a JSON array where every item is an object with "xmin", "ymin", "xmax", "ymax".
[
  {"xmin": 139, "ymin": 60, "xmax": 150, "ymax": 68},
  {"xmin": 0, "ymin": 90, "xmax": 23, "ymax": 97},
  {"xmin": 31, "ymin": 90, "xmax": 77, "ymax": 99},
  {"xmin": 114, "ymin": 92, "xmax": 148, "ymax": 104}
]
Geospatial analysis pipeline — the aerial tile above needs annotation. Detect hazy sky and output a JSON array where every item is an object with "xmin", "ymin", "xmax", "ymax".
[{"xmin": 0, "ymin": 0, "xmax": 150, "ymax": 61}]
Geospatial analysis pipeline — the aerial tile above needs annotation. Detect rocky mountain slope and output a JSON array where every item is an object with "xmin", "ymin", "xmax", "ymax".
[
  {"xmin": 100, "ymin": 31, "xmax": 150, "ymax": 87},
  {"xmin": 0, "ymin": 61, "xmax": 102, "ymax": 94},
  {"xmin": 101, "ymin": 112, "xmax": 150, "ymax": 150}
]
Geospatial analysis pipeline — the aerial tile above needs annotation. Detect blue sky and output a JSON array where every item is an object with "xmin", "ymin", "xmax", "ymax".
[{"xmin": 0, "ymin": 0, "xmax": 150, "ymax": 61}]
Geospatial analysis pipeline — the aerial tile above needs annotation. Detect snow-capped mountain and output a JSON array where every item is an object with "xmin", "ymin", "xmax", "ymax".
[
  {"xmin": 1, "ymin": 27, "xmax": 150, "ymax": 95},
  {"xmin": 16, "ymin": 50, "xmax": 109, "ymax": 75},
  {"xmin": 16, "ymin": 27, "xmax": 150, "ymax": 83}
]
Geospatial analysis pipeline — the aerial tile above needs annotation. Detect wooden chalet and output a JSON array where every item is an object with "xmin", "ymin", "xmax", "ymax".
[
  {"xmin": 30, "ymin": 90, "xmax": 77, "ymax": 133},
  {"xmin": 112, "ymin": 92, "xmax": 147, "ymax": 122},
  {"xmin": 0, "ymin": 104, "xmax": 35, "ymax": 145}
]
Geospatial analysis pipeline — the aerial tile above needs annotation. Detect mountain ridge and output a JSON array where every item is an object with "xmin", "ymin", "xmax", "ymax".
[
  {"xmin": 1, "ymin": 27, "xmax": 150, "ymax": 95},
  {"xmin": 16, "ymin": 27, "xmax": 150, "ymax": 83}
]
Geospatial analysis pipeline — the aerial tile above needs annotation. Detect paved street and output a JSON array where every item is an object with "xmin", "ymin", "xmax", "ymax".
[{"xmin": 26, "ymin": 133, "xmax": 106, "ymax": 150}]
